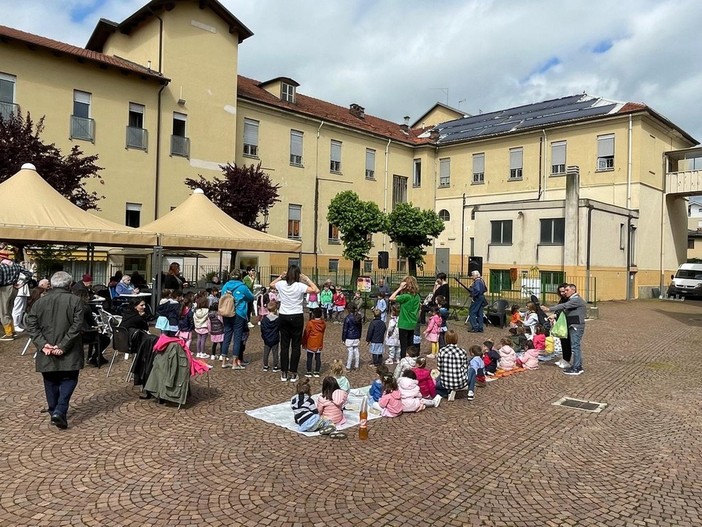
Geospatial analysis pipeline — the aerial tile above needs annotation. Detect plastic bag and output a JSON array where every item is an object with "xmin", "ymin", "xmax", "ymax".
[{"xmin": 550, "ymin": 312, "xmax": 568, "ymax": 339}]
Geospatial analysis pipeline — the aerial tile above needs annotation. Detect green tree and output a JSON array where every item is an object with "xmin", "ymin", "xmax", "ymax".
[
  {"xmin": 327, "ymin": 191, "xmax": 386, "ymax": 284},
  {"xmin": 0, "ymin": 110, "xmax": 103, "ymax": 210},
  {"xmin": 386, "ymin": 202, "xmax": 445, "ymax": 275}
]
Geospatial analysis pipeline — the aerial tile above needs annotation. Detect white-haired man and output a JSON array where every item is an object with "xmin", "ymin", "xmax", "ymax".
[{"xmin": 467, "ymin": 270, "xmax": 487, "ymax": 332}]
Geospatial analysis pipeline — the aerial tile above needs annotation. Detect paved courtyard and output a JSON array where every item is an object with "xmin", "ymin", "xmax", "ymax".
[{"xmin": 1, "ymin": 298, "xmax": 702, "ymax": 526}]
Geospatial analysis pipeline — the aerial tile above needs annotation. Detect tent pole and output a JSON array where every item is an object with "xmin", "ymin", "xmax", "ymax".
[
  {"xmin": 151, "ymin": 242, "xmax": 163, "ymax": 314},
  {"xmin": 218, "ymin": 250, "xmax": 223, "ymax": 282}
]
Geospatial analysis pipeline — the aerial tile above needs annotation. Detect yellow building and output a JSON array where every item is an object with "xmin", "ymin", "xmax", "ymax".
[{"xmin": 1, "ymin": 0, "xmax": 699, "ymax": 300}]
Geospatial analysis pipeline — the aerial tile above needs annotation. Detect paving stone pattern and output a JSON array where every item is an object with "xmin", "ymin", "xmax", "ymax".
[{"xmin": 1, "ymin": 299, "xmax": 702, "ymax": 526}]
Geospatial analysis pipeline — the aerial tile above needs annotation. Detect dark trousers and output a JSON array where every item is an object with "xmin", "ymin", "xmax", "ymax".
[
  {"xmin": 399, "ymin": 328, "xmax": 414, "ymax": 359},
  {"xmin": 371, "ymin": 353, "xmax": 383, "ymax": 366},
  {"xmin": 561, "ymin": 332, "xmax": 572, "ymax": 362},
  {"xmin": 279, "ymin": 313, "xmax": 304, "ymax": 374},
  {"xmin": 306, "ymin": 350, "xmax": 321, "ymax": 373},
  {"xmin": 42, "ymin": 370, "xmax": 79, "ymax": 417}
]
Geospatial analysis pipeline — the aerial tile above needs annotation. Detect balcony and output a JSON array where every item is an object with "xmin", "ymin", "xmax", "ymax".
[
  {"xmin": 170, "ymin": 135, "xmax": 190, "ymax": 157},
  {"xmin": 0, "ymin": 101, "xmax": 18, "ymax": 119},
  {"xmin": 70, "ymin": 115, "xmax": 95, "ymax": 142},
  {"xmin": 126, "ymin": 126, "xmax": 148, "ymax": 150},
  {"xmin": 665, "ymin": 149, "xmax": 702, "ymax": 196}
]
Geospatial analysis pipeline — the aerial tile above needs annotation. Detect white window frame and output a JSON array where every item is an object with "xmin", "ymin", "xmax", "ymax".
[
  {"xmin": 438, "ymin": 209, "xmax": 450, "ymax": 221},
  {"xmin": 126, "ymin": 103, "xmax": 147, "ymax": 150},
  {"xmin": 551, "ymin": 141, "xmax": 566, "ymax": 175},
  {"xmin": 413, "ymin": 159, "xmax": 421, "ymax": 187},
  {"xmin": 0, "ymin": 72, "xmax": 17, "ymax": 118},
  {"xmin": 71, "ymin": 90, "xmax": 94, "ymax": 142},
  {"xmin": 597, "ymin": 134, "xmax": 615, "ymax": 170},
  {"xmin": 439, "ymin": 158, "xmax": 450, "ymax": 187},
  {"xmin": 243, "ymin": 118, "xmax": 259, "ymax": 157},
  {"xmin": 328, "ymin": 224, "xmax": 340, "ymax": 244},
  {"xmin": 365, "ymin": 148, "xmax": 376, "ymax": 179},
  {"xmin": 473, "ymin": 153, "xmax": 485, "ymax": 184},
  {"xmin": 288, "ymin": 204, "xmax": 302, "ymax": 239},
  {"xmin": 125, "ymin": 202, "xmax": 142, "ymax": 228},
  {"xmin": 330, "ymin": 140, "xmax": 342, "ymax": 173},
  {"xmin": 509, "ymin": 147, "xmax": 523, "ymax": 180},
  {"xmin": 170, "ymin": 112, "xmax": 189, "ymax": 157},
  {"xmin": 281, "ymin": 82, "xmax": 295, "ymax": 103},
  {"xmin": 290, "ymin": 130, "xmax": 303, "ymax": 166}
]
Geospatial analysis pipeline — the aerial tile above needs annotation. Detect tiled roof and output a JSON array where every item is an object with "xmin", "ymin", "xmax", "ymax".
[
  {"xmin": 0, "ymin": 24, "xmax": 168, "ymax": 83},
  {"xmin": 237, "ymin": 75, "xmax": 427, "ymax": 145}
]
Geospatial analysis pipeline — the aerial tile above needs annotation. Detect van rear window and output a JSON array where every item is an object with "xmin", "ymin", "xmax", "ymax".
[{"xmin": 676, "ymin": 270, "xmax": 702, "ymax": 279}]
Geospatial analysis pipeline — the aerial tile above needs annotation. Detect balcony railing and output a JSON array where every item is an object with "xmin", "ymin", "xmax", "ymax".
[
  {"xmin": 0, "ymin": 101, "xmax": 18, "ymax": 119},
  {"xmin": 170, "ymin": 135, "xmax": 190, "ymax": 157},
  {"xmin": 70, "ymin": 115, "xmax": 95, "ymax": 142},
  {"xmin": 126, "ymin": 126, "xmax": 148, "ymax": 150}
]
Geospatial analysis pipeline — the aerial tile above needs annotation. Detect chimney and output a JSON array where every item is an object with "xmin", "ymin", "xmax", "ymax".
[
  {"xmin": 429, "ymin": 129, "xmax": 440, "ymax": 141},
  {"xmin": 350, "ymin": 103, "xmax": 365, "ymax": 119},
  {"xmin": 400, "ymin": 115, "xmax": 411, "ymax": 132}
]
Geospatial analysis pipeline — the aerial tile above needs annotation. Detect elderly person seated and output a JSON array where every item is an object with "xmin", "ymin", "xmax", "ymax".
[{"xmin": 115, "ymin": 275, "xmax": 140, "ymax": 296}]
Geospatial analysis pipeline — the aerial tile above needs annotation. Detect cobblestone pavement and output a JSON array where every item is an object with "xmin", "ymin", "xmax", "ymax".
[{"xmin": 1, "ymin": 299, "xmax": 702, "ymax": 527}]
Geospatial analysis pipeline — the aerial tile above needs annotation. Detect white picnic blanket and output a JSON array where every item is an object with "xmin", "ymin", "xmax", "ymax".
[{"xmin": 245, "ymin": 385, "xmax": 381, "ymax": 436}]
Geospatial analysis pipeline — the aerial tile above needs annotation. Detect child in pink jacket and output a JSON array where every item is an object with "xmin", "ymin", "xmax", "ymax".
[
  {"xmin": 423, "ymin": 306, "xmax": 442, "ymax": 357},
  {"xmin": 497, "ymin": 337, "xmax": 517, "ymax": 371},
  {"xmin": 411, "ymin": 357, "xmax": 436, "ymax": 399},
  {"xmin": 373, "ymin": 375, "xmax": 403, "ymax": 417},
  {"xmin": 400, "ymin": 369, "xmax": 441, "ymax": 409},
  {"xmin": 316, "ymin": 377, "xmax": 348, "ymax": 425}
]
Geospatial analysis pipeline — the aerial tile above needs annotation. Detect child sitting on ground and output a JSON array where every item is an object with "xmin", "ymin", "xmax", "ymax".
[
  {"xmin": 509, "ymin": 326, "xmax": 529, "ymax": 352},
  {"xmin": 316, "ymin": 376, "xmax": 348, "ymax": 425},
  {"xmin": 411, "ymin": 357, "xmax": 436, "ymax": 399},
  {"xmin": 482, "ymin": 340, "xmax": 500, "ymax": 376},
  {"xmin": 366, "ymin": 308, "xmax": 386, "ymax": 367},
  {"xmin": 466, "ymin": 345, "xmax": 485, "ymax": 401},
  {"xmin": 373, "ymin": 374, "xmax": 403, "ymax": 417},
  {"xmin": 400, "ymin": 369, "xmax": 441, "ymax": 409},
  {"xmin": 497, "ymin": 337, "xmax": 517, "ymax": 371},
  {"xmin": 384, "ymin": 305, "xmax": 401, "ymax": 365},
  {"xmin": 509, "ymin": 304, "xmax": 523, "ymax": 328},
  {"xmin": 342, "ymin": 304, "xmax": 363, "ymax": 370},
  {"xmin": 369, "ymin": 364, "xmax": 388, "ymax": 403},
  {"xmin": 517, "ymin": 324, "xmax": 544, "ymax": 370},
  {"xmin": 394, "ymin": 345, "xmax": 419, "ymax": 379},
  {"xmin": 331, "ymin": 359, "xmax": 351, "ymax": 393},
  {"xmin": 303, "ymin": 307, "xmax": 326, "ymax": 378},
  {"xmin": 423, "ymin": 306, "xmax": 442, "ymax": 358},
  {"xmin": 291, "ymin": 377, "xmax": 336, "ymax": 434}
]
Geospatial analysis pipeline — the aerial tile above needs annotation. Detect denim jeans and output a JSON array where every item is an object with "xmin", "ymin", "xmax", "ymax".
[
  {"xmin": 466, "ymin": 367, "xmax": 477, "ymax": 391},
  {"xmin": 435, "ymin": 377, "xmax": 449, "ymax": 398},
  {"xmin": 469, "ymin": 297, "xmax": 485, "ymax": 331},
  {"xmin": 42, "ymin": 370, "xmax": 79, "ymax": 417},
  {"xmin": 222, "ymin": 315, "xmax": 246, "ymax": 360},
  {"xmin": 569, "ymin": 324, "xmax": 584, "ymax": 370}
]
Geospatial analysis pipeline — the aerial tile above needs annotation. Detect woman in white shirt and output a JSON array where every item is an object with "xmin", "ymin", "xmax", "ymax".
[{"xmin": 270, "ymin": 266, "xmax": 319, "ymax": 383}]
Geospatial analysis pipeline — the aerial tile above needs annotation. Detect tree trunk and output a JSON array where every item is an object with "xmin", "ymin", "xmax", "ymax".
[
  {"xmin": 408, "ymin": 258, "xmax": 418, "ymax": 276},
  {"xmin": 227, "ymin": 249, "xmax": 238, "ymax": 279},
  {"xmin": 351, "ymin": 259, "xmax": 361, "ymax": 287}
]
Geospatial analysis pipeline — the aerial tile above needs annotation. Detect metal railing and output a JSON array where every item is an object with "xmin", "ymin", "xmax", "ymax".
[
  {"xmin": 126, "ymin": 126, "xmax": 148, "ymax": 150},
  {"xmin": 0, "ymin": 101, "xmax": 18, "ymax": 119},
  {"xmin": 170, "ymin": 135, "xmax": 190, "ymax": 157},
  {"xmin": 70, "ymin": 115, "xmax": 95, "ymax": 142}
]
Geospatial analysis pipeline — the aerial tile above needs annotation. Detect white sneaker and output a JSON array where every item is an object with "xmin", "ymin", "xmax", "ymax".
[
  {"xmin": 124, "ymin": 353, "xmax": 130, "ymax": 360},
  {"xmin": 219, "ymin": 355, "xmax": 224, "ymax": 361},
  {"xmin": 467, "ymin": 390, "xmax": 475, "ymax": 400},
  {"xmin": 556, "ymin": 359, "xmax": 569, "ymax": 369},
  {"xmin": 247, "ymin": 322, "xmax": 255, "ymax": 328},
  {"xmin": 384, "ymin": 358, "xmax": 394, "ymax": 365},
  {"xmin": 210, "ymin": 355, "xmax": 216, "ymax": 360},
  {"xmin": 14, "ymin": 327, "xmax": 25, "ymax": 333},
  {"xmin": 433, "ymin": 394, "xmax": 442, "ymax": 408}
]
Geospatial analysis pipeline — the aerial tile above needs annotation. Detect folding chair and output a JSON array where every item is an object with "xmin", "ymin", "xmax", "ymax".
[{"xmin": 106, "ymin": 326, "xmax": 130, "ymax": 378}]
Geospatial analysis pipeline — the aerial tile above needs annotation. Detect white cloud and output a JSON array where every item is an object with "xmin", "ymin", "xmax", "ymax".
[{"xmin": 1, "ymin": 0, "xmax": 700, "ymax": 140}]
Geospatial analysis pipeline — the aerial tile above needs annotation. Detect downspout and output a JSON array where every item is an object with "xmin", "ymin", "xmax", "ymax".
[
  {"xmin": 383, "ymin": 138, "xmax": 391, "ymax": 249},
  {"xmin": 539, "ymin": 130, "xmax": 546, "ymax": 200},
  {"xmin": 627, "ymin": 114, "xmax": 632, "ymax": 210},
  {"xmin": 461, "ymin": 193, "xmax": 466, "ymax": 275},
  {"xmin": 151, "ymin": 10, "xmax": 165, "ymax": 220},
  {"xmin": 586, "ymin": 201, "xmax": 593, "ymax": 303},
  {"xmin": 313, "ymin": 121, "xmax": 324, "ymax": 272}
]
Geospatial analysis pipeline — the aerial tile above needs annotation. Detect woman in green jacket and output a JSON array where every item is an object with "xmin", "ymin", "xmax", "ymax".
[{"xmin": 389, "ymin": 275, "xmax": 421, "ymax": 359}]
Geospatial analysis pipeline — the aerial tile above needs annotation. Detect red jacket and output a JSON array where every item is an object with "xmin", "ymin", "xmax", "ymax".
[
  {"xmin": 412, "ymin": 366, "xmax": 436, "ymax": 398},
  {"xmin": 302, "ymin": 318, "xmax": 326, "ymax": 352}
]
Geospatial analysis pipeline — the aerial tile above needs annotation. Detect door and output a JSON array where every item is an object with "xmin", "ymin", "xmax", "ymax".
[{"xmin": 435, "ymin": 248, "xmax": 450, "ymax": 275}]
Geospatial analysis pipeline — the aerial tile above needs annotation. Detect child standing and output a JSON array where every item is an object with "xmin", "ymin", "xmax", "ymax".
[
  {"xmin": 466, "ymin": 344, "xmax": 485, "ymax": 401},
  {"xmin": 365, "ymin": 308, "xmax": 386, "ymax": 367},
  {"xmin": 384, "ymin": 305, "xmax": 400, "ymax": 365},
  {"xmin": 497, "ymin": 337, "xmax": 517, "ymax": 371},
  {"xmin": 394, "ymin": 345, "xmax": 419, "ymax": 379},
  {"xmin": 303, "ymin": 307, "xmax": 326, "ymax": 377},
  {"xmin": 207, "ymin": 302, "xmax": 224, "ymax": 359},
  {"xmin": 434, "ymin": 295, "xmax": 449, "ymax": 348},
  {"xmin": 306, "ymin": 290, "xmax": 320, "ymax": 319},
  {"xmin": 332, "ymin": 288, "xmax": 346, "ymax": 323},
  {"xmin": 374, "ymin": 374, "xmax": 403, "ymax": 417},
  {"xmin": 368, "ymin": 364, "xmax": 388, "ymax": 403},
  {"xmin": 193, "ymin": 296, "xmax": 210, "ymax": 359},
  {"xmin": 291, "ymin": 378, "xmax": 336, "ymax": 434},
  {"xmin": 261, "ymin": 301, "xmax": 280, "ymax": 372},
  {"xmin": 423, "ymin": 306, "xmax": 442, "ymax": 358},
  {"xmin": 331, "ymin": 360, "xmax": 351, "ymax": 393},
  {"xmin": 375, "ymin": 292, "xmax": 388, "ymax": 322},
  {"xmin": 342, "ymin": 304, "xmax": 363, "ymax": 370},
  {"xmin": 316, "ymin": 376, "xmax": 348, "ymax": 425},
  {"xmin": 320, "ymin": 283, "xmax": 333, "ymax": 320},
  {"xmin": 256, "ymin": 287, "xmax": 270, "ymax": 325},
  {"xmin": 176, "ymin": 292, "xmax": 194, "ymax": 348}
]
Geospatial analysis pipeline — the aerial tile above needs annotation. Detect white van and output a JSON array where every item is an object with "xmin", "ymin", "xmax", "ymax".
[{"xmin": 667, "ymin": 263, "xmax": 702, "ymax": 298}]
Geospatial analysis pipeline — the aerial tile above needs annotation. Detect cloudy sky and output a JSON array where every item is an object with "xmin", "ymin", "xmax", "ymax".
[{"xmin": 2, "ymin": 0, "xmax": 702, "ymax": 141}]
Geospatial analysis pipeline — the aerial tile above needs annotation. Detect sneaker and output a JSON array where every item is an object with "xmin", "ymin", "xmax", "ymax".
[
  {"xmin": 0, "ymin": 334, "xmax": 15, "ymax": 341},
  {"xmin": 467, "ymin": 390, "xmax": 475, "ymax": 400},
  {"xmin": 14, "ymin": 327, "xmax": 25, "ymax": 333},
  {"xmin": 563, "ymin": 367, "xmax": 583, "ymax": 376},
  {"xmin": 555, "ymin": 359, "xmax": 569, "ymax": 369},
  {"xmin": 262, "ymin": 366, "xmax": 270, "ymax": 371},
  {"xmin": 305, "ymin": 372, "xmax": 312, "ymax": 378},
  {"xmin": 232, "ymin": 364, "xmax": 246, "ymax": 370},
  {"xmin": 218, "ymin": 355, "xmax": 224, "ymax": 361},
  {"xmin": 426, "ymin": 354, "xmax": 436, "ymax": 359},
  {"xmin": 313, "ymin": 372, "xmax": 320, "ymax": 378},
  {"xmin": 222, "ymin": 359, "xmax": 232, "ymax": 369},
  {"xmin": 247, "ymin": 322, "xmax": 255, "ymax": 328},
  {"xmin": 433, "ymin": 394, "xmax": 442, "ymax": 408},
  {"xmin": 384, "ymin": 358, "xmax": 394, "ymax": 365},
  {"xmin": 448, "ymin": 391, "xmax": 456, "ymax": 402},
  {"xmin": 280, "ymin": 372, "xmax": 288, "ymax": 382},
  {"xmin": 272, "ymin": 367, "xmax": 280, "ymax": 372},
  {"xmin": 289, "ymin": 374, "xmax": 299, "ymax": 383},
  {"xmin": 485, "ymin": 371, "xmax": 495, "ymax": 377},
  {"xmin": 210, "ymin": 355, "xmax": 216, "ymax": 360}
]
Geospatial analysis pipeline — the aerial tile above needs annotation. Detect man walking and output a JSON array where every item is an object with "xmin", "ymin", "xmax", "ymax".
[
  {"xmin": 26, "ymin": 271, "xmax": 85, "ymax": 429},
  {"xmin": 468, "ymin": 270, "xmax": 487, "ymax": 332},
  {"xmin": 546, "ymin": 283, "xmax": 587, "ymax": 375}
]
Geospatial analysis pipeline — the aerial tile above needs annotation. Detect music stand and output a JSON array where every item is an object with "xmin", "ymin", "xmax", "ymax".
[{"xmin": 452, "ymin": 277, "xmax": 473, "ymax": 322}]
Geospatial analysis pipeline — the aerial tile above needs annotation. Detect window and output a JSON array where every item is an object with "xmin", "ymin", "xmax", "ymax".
[
  {"xmin": 328, "ymin": 224, "xmax": 340, "ymax": 244},
  {"xmin": 0, "ymin": 72, "xmax": 16, "ymax": 118},
  {"xmin": 629, "ymin": 226, "xmax": 637, "ymax": 266},
  {"xmin": 597, "ymin": 134, "xmax": 614, "ymax": 170},
  {"xmin": 171, "ymin": 112, "xmax": 189, "ymax": 157},
  {"xmin": 365, "ymin": 148, "xmax": 376, "ymax": 179},
  {"xmin": 540, "ymin": 271, "xmax": 565, "ymax": 294},
  {"xmin": 413, "ymin": 159, "xmax": 421, "ymax": 187},
  {"xmin": 619, "ymin": 223, "xmax": 625, "ymax": 250},
  {"xmin": 243, "ymin": 118, "xmax": 259, "ymax": 157},
  {"xmin": 491, "ymin": 220, "xmax": 513, "ymax": 245},
  {"xmin": 392, "ymin": 175, "xmax": 407, "ymax": 206},
  {"xmin": 290, "ymin": 130, "xmax": 303, "ymax": 165},
  {"xmin": 551, "ymin": 141, "xmax": 566, "ymax": 175},
  {"xmin": 71, "ymin": 90, "xmax": 94, "ymax": 141},
  {"xmin": 288, "ymin": 257, "xmax": 300, "ymax": 269},
  {"xmin": 472, "ymin": 153, "xmax": 485, "ymax": 184},
  {"xmin": 364, "ymin": 260, "xmax": 373, "ymax": 273},
  {"xmin": 489, "ymin": 269, "xmax": 512, "ymax": 292},
  {"xmin": 328, "ymin": 259, "xmax": 339, "ymax": 272},
  {"xmin": 125, "ymin": 202, "xmax": 142, "ymax": 228},
  {"xmin": 288, "ymin": 204, "xmax": 301, "ymax": 239},
  {"xmin": 438, "ymin": 209, "xmax": 450, "ymax": 221},
  {"xmin": 540, "ymin": 218, "xmax": 565, "ymax": 245},
  {"xmin": 281, "ymin": 82, "xmax": 295, "ymax": 103},
  {"xmin": 126, "ymin": 103, "xmax": 147, "ymax": 150},
  {"xmin": 439, "ymin": 158, "xmax": 450, "ymax": 187},
  {"xmin": 688, "ymin": 237, "xmax": 695, "ymax": 250},
  {"xmin": 509, "ymin": 148, "xmax": 523, "ymax": 180},
  {"xmin": 330, "ymin": 140, "xmax": 342, "ymax": 172}
]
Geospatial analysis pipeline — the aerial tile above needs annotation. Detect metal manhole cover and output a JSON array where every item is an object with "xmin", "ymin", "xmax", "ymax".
[{"xmin": 553, "ymin": 397, "xmax": 607, "ymax": 413}]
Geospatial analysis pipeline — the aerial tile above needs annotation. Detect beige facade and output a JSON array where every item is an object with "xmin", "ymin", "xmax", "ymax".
[{"xmin": 1, "ymin": 0, "xmax": 699, "ymax": 299}]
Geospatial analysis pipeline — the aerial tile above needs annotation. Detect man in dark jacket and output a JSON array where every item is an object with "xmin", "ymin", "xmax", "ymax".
[{"xmin": 27, "ymin": 271, "xmax": 84, "ymax": 429}]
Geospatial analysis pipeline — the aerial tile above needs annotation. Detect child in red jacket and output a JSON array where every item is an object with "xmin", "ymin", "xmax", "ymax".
[
  {"xmin": 302, "ymin": 307, "xmax": 326, "ymax": 378},
  {"xmin": 411, "ymin": 357, "xmax": 436, "ymax": 399}
]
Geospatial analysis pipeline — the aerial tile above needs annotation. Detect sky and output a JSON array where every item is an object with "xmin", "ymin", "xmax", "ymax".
[{"xmin": 1, "ymin": 0, "xmax": 702, "ymax": 142}]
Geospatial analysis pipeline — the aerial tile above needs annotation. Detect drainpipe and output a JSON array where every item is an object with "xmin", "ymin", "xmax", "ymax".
[
  {"xmin": 150, "ymin": 9, "xmax": 165, "ymax": 220},
  {"xmin": 539, "ymin": 130, "xmax": 546, "ymax": 200},
  {"xmin": 383, "ymin": 138, "xmax": 391, "ymax": 249},
  {"xmin": 313, "ymin": 121, "xmax": 324, "ymax": 272},
  {"xmin": 627, "ymin": 114, "xmax": 632, "ymax": 209},
  {"xmin": 461, "ymin": 193, "xmax": 466, "ymax": 275},
  {"xmin": 586, "ymin": 201, "xmax": 593, "ymax": 303}
]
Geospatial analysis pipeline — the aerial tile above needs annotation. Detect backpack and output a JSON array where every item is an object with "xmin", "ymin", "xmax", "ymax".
[{"xmin": 218, "ymin": 292, "xmax": 235, "ymax": 317}]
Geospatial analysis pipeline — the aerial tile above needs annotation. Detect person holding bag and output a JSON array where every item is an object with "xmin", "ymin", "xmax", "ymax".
[
  {"xmin": 219, "ymin": 269, "xmax": 254, "ymax": 369},
  {"xmin": 543, "ymin": 283, "xmax": 587, "ymax": 376}
]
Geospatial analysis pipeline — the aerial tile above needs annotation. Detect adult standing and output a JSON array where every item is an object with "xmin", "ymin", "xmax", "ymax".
[
  {"xmin": 270, "ymin": 265, "xmax": 319, "ymax": 383},
  {"xmin": 553, "ymin": 283, "xmax": 572, "ymax": 369},
  {"xmin": 243, "ymin": 267, "xmax": 257, "ymax": 328},
  {"xmin": 544, "ymin": 283, "xmax": 586, "ymax": 375},
  {"xmin": 220, "ymin": 269, "xmax": 254, "ymax": 369},
  {"xmin": 467, "ymin": 270, "xmax": 487, "ymax": 333},
  {"xmin": 11, "ymin": 260, "xmax": 34, "ymax": 334},
  {"xmin": 389, "ymin": 275, "xmax": 421, "ymax": 359},
  {"xmin": 71, "ymin": 274, "xmax": 94, "ymax": 296},
  {"xmin": 26, "ymin": 271, "xmax": 84, "ymax": 429},
  {"xmin": 434, "ymin": 330, "xmax": 469, "ymax": 399},
  {"xmin": 0, "ymin": 248, "xmax": 32, "ymax": 341},
  {"xmin": 420, "ymin": 272, "xmax": 451, "ymax": 323},
  {"xmin": 376, "ymin": 277, "xmax": 390, "ymax": 297},
  {"xmin": 163, "ymin": 262, "xmax": 187, "ymax": 292}
]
